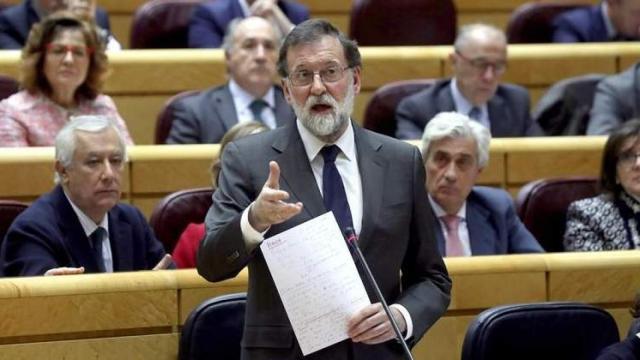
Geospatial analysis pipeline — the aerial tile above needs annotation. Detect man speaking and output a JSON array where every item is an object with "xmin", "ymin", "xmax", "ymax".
[{"xmin": 197, "ymin": 19, "xmax": 451, "ymax": 359}]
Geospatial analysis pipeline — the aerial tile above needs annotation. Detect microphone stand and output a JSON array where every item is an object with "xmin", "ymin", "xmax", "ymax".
[{"xmin": 344, "ymin": 227, "xmax": 414, "ymax": 360}]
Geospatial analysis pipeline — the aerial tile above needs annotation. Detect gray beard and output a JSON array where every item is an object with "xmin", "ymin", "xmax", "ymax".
[{"xmin": 292, "ymin": 81, "xmax": 355, "ymax": 139}]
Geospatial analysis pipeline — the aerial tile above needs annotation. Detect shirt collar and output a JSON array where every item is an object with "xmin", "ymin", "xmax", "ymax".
[
  {"xmin": 428, "ymin": 195, "xmax": 467, "ymax": 220},
  {"xmin": 451, "ymin": 78, "xmax": 487, "ymax": 117},
  {"xmin": 228, "ymin": 79, "xmax": 275, "ymax": 112},
  {"xmin": 63, "ymin": 190, "xmax": 109, "ymax": 238},
  {"xmin": 296, "ymin": 119, "xmax": 356, "ymax": 163},
  {"xmin": 602, "ymin": 2, "xmax": 617, "ymax": 39}
]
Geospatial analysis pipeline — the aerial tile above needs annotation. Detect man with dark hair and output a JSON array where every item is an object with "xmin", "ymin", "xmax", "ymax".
[
  {"xmin": 197, "ymin": 18, "xmax": 451, "ymax": 359},
  {"xmin": 167, "ymin": 16, "xmax": 295, "ymax": 144}
]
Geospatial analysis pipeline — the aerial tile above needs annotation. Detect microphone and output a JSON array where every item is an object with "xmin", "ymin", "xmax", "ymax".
[{"xmin": 344, "ymin": 227, "xmax": 414, "ymax": 360}]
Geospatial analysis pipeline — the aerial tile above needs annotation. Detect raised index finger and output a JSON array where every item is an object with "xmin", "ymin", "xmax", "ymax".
[{"xmin": 264, "ymin": 161, "xmax": 281, "ymax": 190}]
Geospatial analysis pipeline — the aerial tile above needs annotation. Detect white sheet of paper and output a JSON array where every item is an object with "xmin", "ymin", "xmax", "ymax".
[{"xmin": 260, "ymin": 212, "xmax": 370, "ymax": 356}]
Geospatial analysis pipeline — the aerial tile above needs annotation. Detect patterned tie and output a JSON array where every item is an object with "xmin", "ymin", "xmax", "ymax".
[
  {"xmin": 249, "ymin": 99, "xmax": 268, "ymax": 124},
  {"xmin": 468, "ymin": 107, "xmax": 481, "ymax": 122},
  {"xmin": 441, "ymin": 215, "xmax": 464, "ymax": 257},
  {"xmin": 321, "ymin": 145, "xmax": 353, "ymax": 232},
  {"xmin": 90, "ymin": 227, "xmax": 106, "ymax": 272}
]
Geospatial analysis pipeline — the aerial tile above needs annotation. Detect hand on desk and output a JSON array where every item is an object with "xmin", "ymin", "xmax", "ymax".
[
  {"xmin": 249, "ymin": 161, "xmax": 303, "ymax": 232},
  {"xmin": 347, "ymin": 302, "xmax": 406, "ymax": 344},
  {"xmin": 44, "ymin": 266, "xmax": 85, "ymax": 276},
  {"xmin": 153, "ymin": 254, "xmax": 173, "ymax": 270}
]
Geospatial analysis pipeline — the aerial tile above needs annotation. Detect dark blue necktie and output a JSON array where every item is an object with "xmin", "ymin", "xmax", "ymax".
[
  {"xmin": 90, "ymin": 227, "xmax": 106, "ymax": 272},
  {"xmin": 468, "ymin": 106, "xmax": 481, "ymax": 121},
  {"xmin": 249, "ymin": 99, "xmax": 268, "ymax": 124},
  {"xmin": 321, "ymin": 145, "xmax": 353, "ymax": 232}
]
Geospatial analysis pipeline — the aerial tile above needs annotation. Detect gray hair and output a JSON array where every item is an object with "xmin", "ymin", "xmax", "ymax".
[
  {"xmin": 221, "ymin": 16, "xmax": 280, "ymax": 54},
  {"xmin": 454, "ymin": 23, "xmax": 506, "ymax": 52},
  {"xmin": 54, "ymin": 115, "xmax": 127, "ymax": 183},
  {"xmin": 420, "ymin": 111, "xmax": 491, "ymax": 168}
]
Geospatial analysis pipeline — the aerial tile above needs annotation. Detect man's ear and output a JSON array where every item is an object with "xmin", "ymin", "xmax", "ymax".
[
  {"xmin": 281, "ymin": 78, "xmax": 293, "ymax": 104},
  {"xmin": 55, "ymin": 161, "xmax": 68, "ymax": 184}
]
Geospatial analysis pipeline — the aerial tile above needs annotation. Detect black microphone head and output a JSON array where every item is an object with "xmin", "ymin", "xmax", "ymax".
[{"xmin": 344, "ymin": 227, "xmax": 357, "ymax": 244}]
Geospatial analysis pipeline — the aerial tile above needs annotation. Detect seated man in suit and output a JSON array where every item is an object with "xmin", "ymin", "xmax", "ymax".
[
  {"xmin": 188, "ymin": 0, "xmax": 309, "ymax": 48},
  {"xmin": 396, "ymin": 23, "xmax": 539, "ymax": 140},
  {"xmin": 587, "ymin": 62, "xmax": 640, "ymax": 135},
  {"xmin": 553, "ymin": 0, "xmax": 640, "ymax": 43},
  {"xmin": 167, "ymin": 16, "xmax": 295, "ymax": 144},
  {"xmin": 0, "ymin": 115, "xmax": 173, "ymax": 276},
  {"xmin": 421, "ymin": 111, "xmax": 544, "ymax": 256},
  {"xmin": 0, "ymin": 0, "xmax": 120, "ymax": 50}
]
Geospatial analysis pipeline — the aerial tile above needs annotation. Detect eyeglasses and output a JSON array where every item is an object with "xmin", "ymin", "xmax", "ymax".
[
  {"xmin": 46, "ymin": 43, "xmax": 93, "ymax": 58},
  {"xmin": 288, "ymin": 64, "xmax": 351, "ymax": 87},
  {"xmin": 618, "ymin": 152, "xmax": 640, "ymax": 168},
  {"xmin": 455, "ymin": 50, "xmax": 507, "ymax": 75}
]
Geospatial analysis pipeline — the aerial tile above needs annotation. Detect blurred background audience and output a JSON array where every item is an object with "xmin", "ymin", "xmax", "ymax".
[
  {"xmin": 0, "ymin": 12, "xmax": 131, "ymax": 147},
  {"xmin": 565, "ymin": 119, "xmax": 640, "ymax": 251}
]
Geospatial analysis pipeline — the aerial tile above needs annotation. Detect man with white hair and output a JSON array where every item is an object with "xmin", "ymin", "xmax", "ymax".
[
  {"xmin": 0, "ymin": 115, "xmax": 172, "ymax": 276},
  {"xmin": 396, "ymin": 23, "xmax": 540, "ymax": 139},
  {"xmin": 421, "ymin": 111, "xmax": 543, "ymax": 256}
]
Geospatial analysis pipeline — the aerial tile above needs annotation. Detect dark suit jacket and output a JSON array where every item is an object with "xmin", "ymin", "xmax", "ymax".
[
  {"xmin": 188, "ymin": 0, "xmax": 309, "ymax": 48},
  {"xmin": 587, "ymin": 62, "xmax": 640, "ymax": 135},
  {"xmin": 395, "ymin": 79, "xmax": 539, "ymax": 139},
  {"xmin": 0, "ymin": 186, "xmax": 170, "ymax": 276},
  {"xmin": 0, "ymin": 0, "xmax": 112, "ymax": 49},
  {"xmin": 433, "ymin": 187, "xmax": 544, "ymax": 256},
  {"xmin": 596, "ymin": 334, "xmax": 640, "ymax": 360},
  {"xmin": 197, "ymin": 122, "xmax": 451, "ymax": 359},
  {"xmin": 552, "ymin": 5, "xmax": 611, "ymax": 43},
  {"xmin": 166, "ymin": 83, "xmax": 295, "ymax": 144}
]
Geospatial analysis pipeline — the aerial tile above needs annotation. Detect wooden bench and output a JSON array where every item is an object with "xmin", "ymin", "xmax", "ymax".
[{"xmin": 0, "ymin": 251, "xmax": 636, "ymax": 359}]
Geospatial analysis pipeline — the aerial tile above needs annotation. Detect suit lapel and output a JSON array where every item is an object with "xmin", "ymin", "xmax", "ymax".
[
  {"xmin": 108, "ymin": 208, "xmax": 133, "ymax": 271},
  {"xmin": 54, "ymin": 187, "xmax": 102, "ymax": 273},
  {"xmin": 272, "ymin": 125, "xmax": 326, "ymax": 220},
  {"xmin": 273, "ymin": 87, "xmax": 293, "ymax": 127},
  {"xmin": 487, "ymin": 95, "xmax": 509, "ymax": 136},
  {"xmin": 214, "ymin": 86, "xmax": 239, "ymax": 132},
  {"xmin": 353, "ymin": 126, "xmax": 385, "ymax": 251},
  {"xmin": 439, "ymin": 83, "xmax": 457, "ymax": 112},
  {"xmin": 466, "ymin": 196, "xmax": 497, "ymax": 255}
]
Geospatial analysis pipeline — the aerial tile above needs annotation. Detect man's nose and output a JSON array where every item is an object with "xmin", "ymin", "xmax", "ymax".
[
  {"xmin": 443, "ymin": 162, "xmax": 457, "ymax": 181},
  {"xmin": 309, "ymin": 73, "xmax": 327, "ymax": 96},
  {"xmin": 481, "ymin": 65, "xmax": 496, "ymax": 81}
]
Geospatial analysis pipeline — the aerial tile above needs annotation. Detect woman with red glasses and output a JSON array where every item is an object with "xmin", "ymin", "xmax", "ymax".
[{"xmin": 0, "ymin": 11, "xmax": 132, "ymax": 147}]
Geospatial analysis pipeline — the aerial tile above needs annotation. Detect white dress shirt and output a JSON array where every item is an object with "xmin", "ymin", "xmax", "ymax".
[
  {"xmin": 64, "ymin": 191, "xmax": 114, "ymax": 272},
  {"xmin": 228, "ymin": 79, "xmax": 277, "ymax": 129},
  {"xmin": 451, "ymin": 78, "xmax": 491, "ymax": 131}
]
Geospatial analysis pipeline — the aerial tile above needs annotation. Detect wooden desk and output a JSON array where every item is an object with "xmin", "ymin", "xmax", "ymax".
[{"xmin": 0, "ymin": 252, "xmax": 636, "ymax": 360}]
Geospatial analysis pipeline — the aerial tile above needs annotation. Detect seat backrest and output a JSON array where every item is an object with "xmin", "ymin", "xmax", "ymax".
[
  {"xmin": 516, "ymin": 177, "xmax": 599, "ymax": 252},
  {"xmin": 130, "ymin": 0, "xmax": 204, "ymax": 49},
  {"xmin": 149, "ymin": 187, "xmax": 213, "ymax": 253},
  {"xmin": 155, "ymin": 90, "xmax": 201, "ymax": 144},
  {"xmin": 363, "ymin": 79, "xmax": 436, "ymax": 137},
  {"xmin": 533, "ymin": 73, "xmax": 606, "ymax": 135},
  {"xmin": 462, "ymin": 302, "xmax": 619, "ymax": 360},
  {"xmin": 0, "ymin": 200, "xmax": 28, "ymax": 247},
  {"xmin": 179, "ymin": 292, "xmax": 246, "ymax": 360},
  {"xmin": 0, "ymin": 74, "xmax": 19, "ymax": 101},
  {"xmin": 349, "ymin": 0, "xmax": 456, "ymax": 46},
  {"xmin": 506, "ymin": 2, "xmax": 589, "ymax": 43}
]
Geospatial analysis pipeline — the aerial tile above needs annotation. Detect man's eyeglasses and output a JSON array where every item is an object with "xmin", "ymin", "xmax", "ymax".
[
  {"xmin": 288, "ymin": 64, "xmax": 351, "ymax": 87},
  {"xmin": 46, "ymin": 43, "xmax": 93, "ymax": 58},
  {"xmin": 455, "ymin": 50, "xmax": 507, "ymax": 75},
  {"xmin": 618, "ymin": 151, "xmax": 640, "ymax": 168}
]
